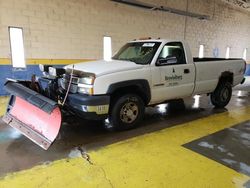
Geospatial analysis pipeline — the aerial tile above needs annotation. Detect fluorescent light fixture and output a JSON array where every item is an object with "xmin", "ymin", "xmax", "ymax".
[
  {"xmin": 9, "ymin": 27, "xmax": 26, "ymax": 69},
  {"xmin": 199, "ymin": 45, "xmax": 204, "ymax": 58},
  {"xmin": 103, "ymin": 36, "xmax": 112, "ymax": 61},
  {"xmin": 225, "ymin": 47, "xmax": 230, "ymax": 59},
  {"xmin": 243, "ymin": 48, "xmax": 247, "ymax": 61}
]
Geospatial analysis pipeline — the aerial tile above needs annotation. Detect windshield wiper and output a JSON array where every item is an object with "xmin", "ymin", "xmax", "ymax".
[
  {"xmin": 112, "ymin": 58, "xmax": 145, "ymax": 65},
  {"xmin": 115, "ymin": 58, "xmax": 136, "ymax": 63}
]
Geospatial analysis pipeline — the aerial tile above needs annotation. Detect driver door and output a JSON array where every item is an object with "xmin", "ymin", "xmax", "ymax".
[{"xmin": 151, "ymin": 42, "xmax": 195, "ymax": 103}]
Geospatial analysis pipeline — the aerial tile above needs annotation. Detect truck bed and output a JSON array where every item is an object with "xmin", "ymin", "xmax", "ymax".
[{"xmin": 193, "ymin": 58, "xmax": 245, "ymax": 95}]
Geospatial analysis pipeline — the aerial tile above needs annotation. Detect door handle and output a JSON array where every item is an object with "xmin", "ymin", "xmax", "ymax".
[{"xmin": 184, "ymin": 69, "xmax": 190, "ymax": 74}]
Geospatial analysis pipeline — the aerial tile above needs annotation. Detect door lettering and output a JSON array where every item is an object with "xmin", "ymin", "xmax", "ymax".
[{"xmin": 165, "ymin": 75, "xmax": 182, "ymax": 81}]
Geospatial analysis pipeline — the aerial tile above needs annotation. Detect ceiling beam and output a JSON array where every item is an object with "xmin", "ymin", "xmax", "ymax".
[{"xmin": 111, "ymin": 0, "xmax": 210, "ymax": 20}]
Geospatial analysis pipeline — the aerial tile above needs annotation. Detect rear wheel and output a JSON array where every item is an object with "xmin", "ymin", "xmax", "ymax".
[
  {"xmin": 106, "ymin": 94, "xmax": 145, "ymax": 131},
  {"xmin": 210, "ymin": 82, "xmax": 232, "ymax": 108}
]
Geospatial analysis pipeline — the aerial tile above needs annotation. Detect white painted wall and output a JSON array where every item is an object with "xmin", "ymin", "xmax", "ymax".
[{"xmin": 0, "ymin": 0, "xmax": 249, "ymax": 61}]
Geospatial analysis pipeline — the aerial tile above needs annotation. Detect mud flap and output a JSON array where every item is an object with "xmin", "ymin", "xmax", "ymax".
[{"xmin": 2, "ymin": 81, "xmax": 62, "ymax": 150}]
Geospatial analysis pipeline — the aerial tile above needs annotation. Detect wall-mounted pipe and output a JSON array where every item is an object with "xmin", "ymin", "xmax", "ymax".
[{"xmin": 111, "ymin": 0, "xmax": 210, "ymax": 20}]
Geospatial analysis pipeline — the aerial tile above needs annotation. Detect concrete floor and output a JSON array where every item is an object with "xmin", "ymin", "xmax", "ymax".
[{"xmin": 0, "ymin": 83, "xmax": 249, "ymax": 187}]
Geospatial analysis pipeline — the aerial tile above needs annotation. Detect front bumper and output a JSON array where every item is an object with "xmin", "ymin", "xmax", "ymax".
[{"xmin": 65, "ymin": 93, "xmax": 110, "ymax": 120}]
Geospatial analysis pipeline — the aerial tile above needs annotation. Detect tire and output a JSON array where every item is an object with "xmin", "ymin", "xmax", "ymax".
[
  {"xmin": 107, "ymin": 94, "xmax": 145, "ymax": 131},
  {"xmin": 210, "ymin": 82, "xmax": 232, "ymax": 108}
]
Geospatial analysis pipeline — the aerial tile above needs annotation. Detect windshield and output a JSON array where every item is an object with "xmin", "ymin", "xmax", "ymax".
[{"xmin": 112, "ymin": 42, "xmax": 161, "ymax": 65}]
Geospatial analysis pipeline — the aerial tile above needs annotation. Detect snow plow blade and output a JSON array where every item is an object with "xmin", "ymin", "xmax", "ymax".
[{"xmin": 2, "ymin": 81, "xmax": 62, "ymax": 150}]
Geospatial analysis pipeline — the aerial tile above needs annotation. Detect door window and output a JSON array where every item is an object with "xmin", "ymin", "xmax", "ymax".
[{"xmin": 158, "ymin": 42, "xmax": 186, "ymax": 65}]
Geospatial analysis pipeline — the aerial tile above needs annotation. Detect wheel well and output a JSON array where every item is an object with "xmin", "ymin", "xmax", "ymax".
[
  {"xmin": 219, "ymin": 72, "xmax": 233, "ymax": 85},
  {"xmin": 110, "ymin": 85, "xmax": 149, "ymax": 105}
]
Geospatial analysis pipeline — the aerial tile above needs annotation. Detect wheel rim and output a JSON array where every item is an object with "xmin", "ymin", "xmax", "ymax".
[
  {"xmin": 120, "ymin": 102, "xmax": 139, "ymax": 124},
  {"xmin": 220, "ymin": 87, "xmax": 229, "ymax": 102}
]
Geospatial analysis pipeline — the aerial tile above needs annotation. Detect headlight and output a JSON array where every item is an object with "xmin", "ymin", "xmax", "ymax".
[
  {"xmin": 77, "ymin": 83, "xmax": 94, "ymax": 95},
  {"xmin": 79, "ymin": 76, "xmax": 95, "ymax": 85},
  {"xmin": 77, "ymin": 75, "xmax": 95, "ymax": 95}
]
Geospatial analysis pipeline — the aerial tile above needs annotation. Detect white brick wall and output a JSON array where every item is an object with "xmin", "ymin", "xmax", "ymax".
[{"xmin": 0, "ymin": 0, "xmax": 249, "ymax": 60}]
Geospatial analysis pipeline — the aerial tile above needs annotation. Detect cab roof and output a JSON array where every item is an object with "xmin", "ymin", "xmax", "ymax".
[{"xmin": 128, "ymin": 38, "xmax": 184, "ymax": 44}]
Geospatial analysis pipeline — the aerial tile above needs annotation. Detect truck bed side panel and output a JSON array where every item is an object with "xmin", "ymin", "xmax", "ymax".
[{"xmin": 193, "ymin": 60, "xmax": 245, "ymax": 95}]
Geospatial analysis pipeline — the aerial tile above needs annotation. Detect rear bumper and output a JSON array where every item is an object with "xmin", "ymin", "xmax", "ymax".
[{"xmin": 65, "ymin": 94, "xmax": 110, "ymax": 120}]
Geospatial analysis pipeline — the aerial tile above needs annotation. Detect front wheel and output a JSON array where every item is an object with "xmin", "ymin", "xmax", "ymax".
[
  {"xmin": 107, "ymin": 94, "xmax": 145, "ymax": 131},
  {"xmin": 210, "ymin": 82, "xmax": 232, "ymax": 108}
]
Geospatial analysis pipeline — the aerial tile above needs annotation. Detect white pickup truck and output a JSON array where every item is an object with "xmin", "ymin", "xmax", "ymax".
[{"xmin": 3, "ymin": 39, "xmax": 246, "ymax": 149}]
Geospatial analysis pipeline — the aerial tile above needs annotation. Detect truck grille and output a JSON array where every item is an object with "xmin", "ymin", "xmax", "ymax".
[{"xmin": 60, "ymin": 74, "xmax": 79, "ymax": 93}]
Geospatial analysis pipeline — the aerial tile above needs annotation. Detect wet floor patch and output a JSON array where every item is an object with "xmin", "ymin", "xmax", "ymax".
[
  {"xmin": 183, "ymin": 121, "xmax": 250, "ymax": 176},
  {"xmin": 0, "ymin": 128, "xmax": 22, "ymax": 143},
  {"xmin": 244, "ymin": 179, "xmax": 250, "ymax": 188}
]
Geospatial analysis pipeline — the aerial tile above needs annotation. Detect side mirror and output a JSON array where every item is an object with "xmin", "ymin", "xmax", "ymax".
[{"xmin": 156, "ymin": 56, "xmax": 177, "ymax": 66}]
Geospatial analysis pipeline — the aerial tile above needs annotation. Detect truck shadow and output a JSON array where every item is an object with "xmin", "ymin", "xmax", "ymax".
[
  {"xmin": 1, "ymin": 93, "xmax": 249, "ymax": 177},
  {"xmin": 7, "ymin": 96, "xmax": 230, "ymax": 153},
  {"xmin": 2, "ymin": 95, "xmax": 231, "ymax": 176}
]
